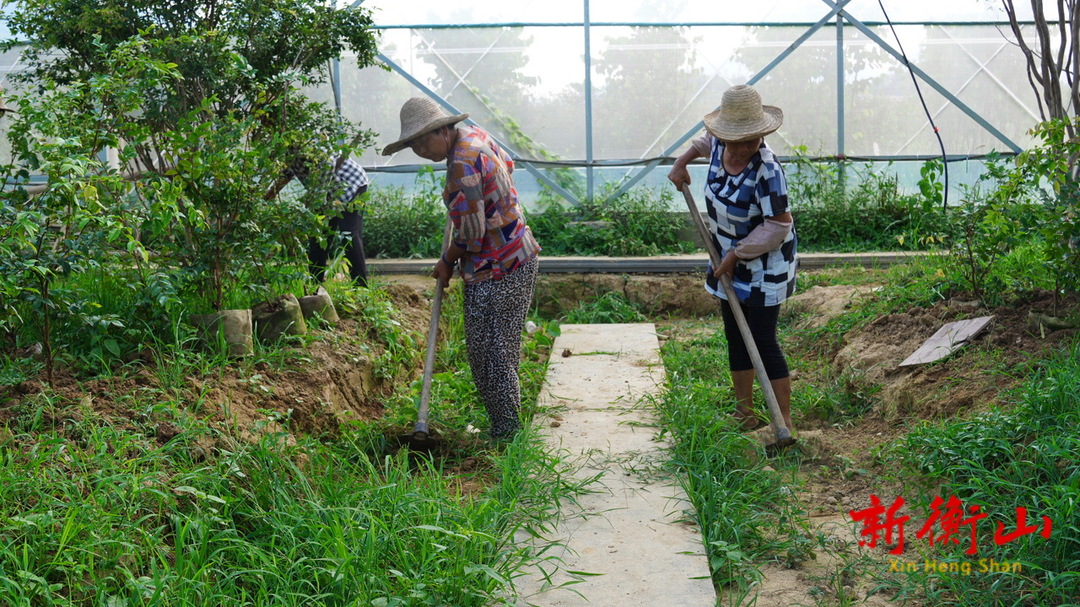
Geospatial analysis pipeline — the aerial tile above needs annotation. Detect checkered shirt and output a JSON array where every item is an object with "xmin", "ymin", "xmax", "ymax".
[
  {"xmin": 288, "ymin": 156, "xmax": 369, "ymax": 204},
  {"xmin": 701, "ymin": 136, "xmax": 798, "ymax": 307}
]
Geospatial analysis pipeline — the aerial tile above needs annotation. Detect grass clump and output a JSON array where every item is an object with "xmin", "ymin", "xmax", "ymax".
[
  {"xmin": 883, "ymin": 343, "xmax": 1080, "ymax": 606},
  {"xmin": 654, "ymin": 328, "xmax": 814, "ymax": 593},
  {"xmin": 0, "ymin": 421, "xmax": 566, "ymax": 606},
  {"xmin": 561, "ymin": 291, "xmax": 646, "ymax": 324}
]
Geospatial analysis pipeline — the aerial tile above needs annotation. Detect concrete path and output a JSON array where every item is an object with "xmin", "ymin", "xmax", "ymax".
[{"xmin": 513, "ymin": 324, "xmax": 716, "ymax": 607}]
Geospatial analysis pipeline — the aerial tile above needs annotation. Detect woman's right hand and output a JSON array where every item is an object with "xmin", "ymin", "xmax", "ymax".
[
  {"xmin": 433, "ymin": 257, "xmax": 453, "ymax": 287},
  {"xmin": 667, "ymin": 163, "xmax": 691, "ymax": 192}
]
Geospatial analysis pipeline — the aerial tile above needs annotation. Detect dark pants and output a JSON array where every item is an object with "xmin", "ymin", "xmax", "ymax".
[
  {"xmin": 308, "ymin": 205, "xmax": 367, "ymax": 287},
  {"xmin": 720, "ymin": 299, "xmax": 789, "ymax": 380}
]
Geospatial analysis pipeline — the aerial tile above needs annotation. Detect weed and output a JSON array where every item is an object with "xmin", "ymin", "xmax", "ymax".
[
  {"xmin": 655, "ymin": 330, "xmax": 813, "ymax": 593},
  {"xmin": 882, "ymin": 343, "xmax": 1080, "ymax": 605},
  {"xmin": 562, "ymin": 291, "xmax": 646, "ymax": 324}
]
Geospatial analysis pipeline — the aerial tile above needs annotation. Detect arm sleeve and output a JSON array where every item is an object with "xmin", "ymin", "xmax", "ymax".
[
  {"xmin": 690, "ymin": 133, "xmax": 714, "ymax": 158},
  {"xmin": 733, "ymin": 218, "xmax": 793, "ymax": 259}
]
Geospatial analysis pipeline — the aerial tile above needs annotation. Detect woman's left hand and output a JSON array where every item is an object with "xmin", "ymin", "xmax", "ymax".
[{"xmin": 713, "ymin": 252, "xmax": 738, "ymax": 281}]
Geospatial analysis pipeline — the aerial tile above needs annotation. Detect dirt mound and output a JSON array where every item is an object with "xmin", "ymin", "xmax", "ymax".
[
  {"xmin": 787, "ymin": 284, "xmax": 878, "ymax": 329},
  {"xmin": 196, "ymin": 320, "xmax": 388, "ymax": 440},
  {"xmin": 1, "ymin": 289, "xmax": 437, "ymax": 448},
  {"xmin": 793, "ymin": 287, "xmax": 1078, "ymax": 425}
]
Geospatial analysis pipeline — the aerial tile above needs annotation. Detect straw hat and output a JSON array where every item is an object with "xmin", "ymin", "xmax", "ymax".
[
  {"xmin": 703, "ymin": 85, "xmax": 783, "ymax": 143},
  {"xmin": 382, "ymin": 97, "xmax": 468, "ymax": 155}
]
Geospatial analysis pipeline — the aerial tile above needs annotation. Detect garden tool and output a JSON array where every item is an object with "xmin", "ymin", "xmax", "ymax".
[
  {"xmin": 400, "ymin": 219, "xmax": 455, "ymax": 451},
  {"xmin": 678, "ymin": 186, "xmax": 796, "ymax": 454}
]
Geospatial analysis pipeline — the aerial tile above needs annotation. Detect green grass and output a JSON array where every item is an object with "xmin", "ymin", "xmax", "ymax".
[
  {"xmin": 0, "ymin": 422, "xmax": 572, "ymax": 606},
  {"xmin": 880, "ymin": 343, "xmax": 1080, "ymax": 606},
  {"xmin": 0, "ymin": 279, "xmax": 576, "ymax": 607},
  {"xmin": 560, "ymin": 291, "xmax": 646, "ymax": 324},
  {"xmin": 653, "ymin": 328, "xmax": 816, "ymax": 595}
]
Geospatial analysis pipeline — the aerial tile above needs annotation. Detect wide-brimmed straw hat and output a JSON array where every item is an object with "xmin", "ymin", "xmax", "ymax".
[
  {"xmin": 703, "ymin": 85, "xmax": 783, "ymax": 143},
  {"xmin": 382, "ymin": 97, "xmax": 468, "ymax": 156}
]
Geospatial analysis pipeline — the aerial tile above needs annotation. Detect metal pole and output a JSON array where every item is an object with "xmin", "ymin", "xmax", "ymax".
[
  {"xmin": 377, "ymin": 52, "xmax": 583, "ymax": 205},
  {"xmin": 584, "ymin": 0, "xmax": 594, "ymax": 202},
  {"xmin": 331, "ymin": 59, "xmax": 343, "ymax": 134},
  {"xmin": 837, "ymin": 12, "xmax": 846, "ymax": 199},
  {"xmin": 605, "ymin": 0, "xmax": 855, "ymax": 202}
]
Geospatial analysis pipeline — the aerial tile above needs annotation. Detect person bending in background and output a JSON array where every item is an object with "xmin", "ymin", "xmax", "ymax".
[
  {"xmin": 667, "ymin": 84, "xmax": 798, "ymax": 432},
  {"xmin": 383, "ymin": 97, "xmax": 541, "ymax": 440},
  {"xmin": 267, "ymin": 147, "xmax": 371, "ymax": 287}
]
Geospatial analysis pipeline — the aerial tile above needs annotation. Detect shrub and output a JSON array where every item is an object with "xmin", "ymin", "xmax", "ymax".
[{"xmin": 529, "ymin": 186, "xmax": 697, "ymax": 256}]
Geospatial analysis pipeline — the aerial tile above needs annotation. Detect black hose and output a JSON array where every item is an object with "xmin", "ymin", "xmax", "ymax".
[{"xmin": 878, "ymin": 0, "xmax": 950, "ymax": 211}]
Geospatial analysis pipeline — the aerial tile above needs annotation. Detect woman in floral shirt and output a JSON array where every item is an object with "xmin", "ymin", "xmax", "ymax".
[{"xmin": 384, "ymin": 97, "xmax": 540, "ymax": 440}]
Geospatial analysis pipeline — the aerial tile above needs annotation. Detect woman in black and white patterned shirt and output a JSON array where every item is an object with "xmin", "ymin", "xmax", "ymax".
[{"xmin": 668, "ymin": 84, "xmax": 798, "ymax": 434}]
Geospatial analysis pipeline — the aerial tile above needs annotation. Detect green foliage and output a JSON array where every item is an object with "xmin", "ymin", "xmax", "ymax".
[
  {"xmin": 0, "ymin": 0, "xmax": 381, "ymax": 375},
  {"xmin": 332, "ymin": 285, "xmax": 422, "ymax": 381},
  {"xmin": 945, "ymin": 188, "xmax": 1046, "ymax": 304},
  {"xmin": 0, "ymin": 36, "xmax": 173, "ymax": 379},
  {"xmin": 0, "ymin": 415, "xmax": 567, "ymax": 606},
  {"xmin": 885, "ymin": 344, "xmax": 1080, "ymax": 605},
  {"xmin": 529, "ymin": 186, "xmax": 697, "ymax": 256},
  {"xmin": 795, "ymin": 363, "xmax": 879, "ymax": 425},
  {"xmin": 364, "ymin": 167, "xmax": 447, "ymax": 259},
  {"xmin": 786, "ymin": 150, "xmax": 949, "ymax": 252},
  {"xmin": 562, "ymin": 291, "xmax": 646, "ymax": 324},
  {"xmin": 992, "ymin": 120, "xmax": 1080, "ymax": 294},
  {"xmin": 4, "ymin": 0, "xmax": 379, "ymax": 103}
]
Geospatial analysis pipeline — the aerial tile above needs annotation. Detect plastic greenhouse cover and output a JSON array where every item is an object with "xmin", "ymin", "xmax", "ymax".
[{"xmin": 361, "ymin": 0, "xmax": 1028, "ymax": 27}]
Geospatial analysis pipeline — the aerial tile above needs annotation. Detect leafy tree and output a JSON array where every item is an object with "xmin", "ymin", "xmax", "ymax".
[
  {"xmin": 0, "ymin": 37, "xmax": 178, "ymax": 380},
  {"xmin": 2, "ymin": 0, "xmax": 382, "ymax": 312}
]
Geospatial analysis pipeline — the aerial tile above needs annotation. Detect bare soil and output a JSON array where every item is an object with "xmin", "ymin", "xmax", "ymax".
[{"xmin": 0, "ymin": 280, "xmax": 441, "ymax": 454}]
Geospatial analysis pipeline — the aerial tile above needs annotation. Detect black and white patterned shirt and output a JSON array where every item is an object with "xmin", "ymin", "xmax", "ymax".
[
  {"xmin": 333, "ymin": 158, "xmax": 370, "ymax": 203},
  {"xmin": 702, "ymin": 138, "xmax": 798, "ymax": 307},
  {"xmin": 288, "ymin": 157, "xmax": 370, "ymax": 204}
]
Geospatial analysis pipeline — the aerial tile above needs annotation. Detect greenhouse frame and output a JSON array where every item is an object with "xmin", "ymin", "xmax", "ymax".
[{"xmin": 0, "ymin": 1, "xmax": 1048, "ymax": 204}]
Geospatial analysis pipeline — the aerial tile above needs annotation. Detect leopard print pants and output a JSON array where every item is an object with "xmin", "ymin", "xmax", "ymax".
[{"xmin": 463, "ymin": 257, "xmax": 539, "ymax": 439}]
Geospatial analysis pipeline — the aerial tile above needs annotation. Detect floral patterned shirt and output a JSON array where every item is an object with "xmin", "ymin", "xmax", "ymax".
[{"xmin": 444, "ymin": 126, "xmax": 540, "ymax": 283}]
